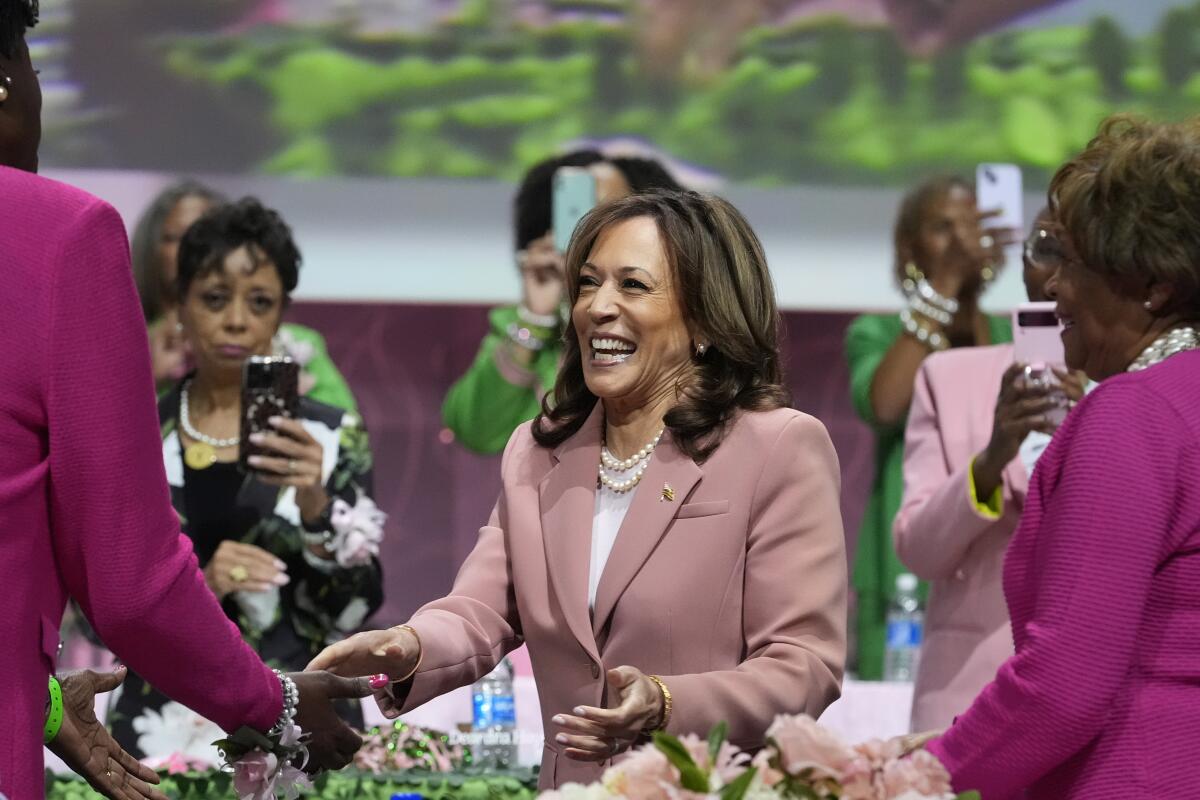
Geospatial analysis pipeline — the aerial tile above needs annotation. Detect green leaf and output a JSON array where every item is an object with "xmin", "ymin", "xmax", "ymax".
[
  {"xmin": 718, "ymin": 767, "xmax": 757, "ymax": 800},
  {"xmin": 707, "ymin": 722, "xmax": 728, "ymax": 767},
  {"xmin": 955, "ymin": 792, "xmax": 982, "ymax": 800},
  {"xmin": 653, "ymin": 731, "xmax": 709, "ymax": 793}
]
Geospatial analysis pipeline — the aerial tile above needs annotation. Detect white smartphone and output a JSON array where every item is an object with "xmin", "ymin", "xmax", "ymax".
[
  {"xmin": 976, "ymin": 163, "xmax": 1023, "ymax": 229},
  {"xmin": 553, "ymin": 167, "xmax": 597, "ymax": 254}
]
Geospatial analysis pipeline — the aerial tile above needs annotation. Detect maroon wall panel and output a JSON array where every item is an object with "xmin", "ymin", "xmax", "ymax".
[{"xmin": 286, "ymin": 302, "xmax": 874, "ymax": 626}]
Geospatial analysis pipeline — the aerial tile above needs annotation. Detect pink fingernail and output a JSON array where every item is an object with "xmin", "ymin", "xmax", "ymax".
[{"xmin": 369, "ymin": 674, "xmax": 390, "ymax": 690}]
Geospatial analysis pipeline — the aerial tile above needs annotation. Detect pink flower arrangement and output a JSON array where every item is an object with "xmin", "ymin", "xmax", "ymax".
[
  {"xmin": 352, "ymin": 721, "xmax": 467, "ymax": 774},
  {"xmin": 539, "ymin": 717, "xmax": 974, "ymax": 800}
]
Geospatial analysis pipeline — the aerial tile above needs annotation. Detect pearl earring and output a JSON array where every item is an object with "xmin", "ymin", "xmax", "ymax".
[
  {"xmin": 1144, "ymin": 300, "xmax": 1153, "ymax": 310},
  {"xmin": 695, "ymin": 343, "xmax": 708, "ymax": 356},
  {"xmin": 0, "ymin": 76, "xmax": 11, "ymax": 104}
]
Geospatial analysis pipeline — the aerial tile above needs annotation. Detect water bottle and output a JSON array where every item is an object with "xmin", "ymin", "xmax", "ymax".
[
  {"xmin": 883, "ymin": 573, "xmax": 924, "ymax": 682},
  {"xmin": 471, "ymin": 658, "xmax": 517, "ymax": 769}
]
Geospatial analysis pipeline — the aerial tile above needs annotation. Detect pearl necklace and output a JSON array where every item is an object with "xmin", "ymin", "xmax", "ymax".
[
  {"xmin": 1127, "ymin": 325, "xmax": 1200, "ymax": 373},
  {"xmin": 598, "ymin": 429, "xmax": 663, "ymax": 494},
  {"xmin": 180, "ymin": 381, "xmax": 240, "ymax": 448}
]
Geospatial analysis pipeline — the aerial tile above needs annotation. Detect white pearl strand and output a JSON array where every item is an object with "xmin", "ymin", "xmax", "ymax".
[
  {"xmin": 180, "ymin": 380, "xmax": 240, "ymax": 448},
  {"xmin": 598, "ymin": 429, "xmax": 663, "ymax": 494}
]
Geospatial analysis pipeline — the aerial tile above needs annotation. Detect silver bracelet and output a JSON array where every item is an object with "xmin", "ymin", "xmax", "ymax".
[
  {"xmin": 915, "ymin": 278, "xmax": 959, "ymax": 315},
  {"xmin": 516, "ymin": 304, "xmax": 560, "ymax": 330},
  {"xmin": 271, "ymin": 669, "xmax": 299, "ymax": 734},
  {"xmin": 908, "ymin": 295, "xmax": 952, "ymax": 326},
  {"xmin": 900, "ymin": 308, "xmax": 948, "ymax": 351}
]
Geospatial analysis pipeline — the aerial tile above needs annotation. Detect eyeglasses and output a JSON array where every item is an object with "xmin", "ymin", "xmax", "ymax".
[{"xmin": 1023, "ymin": 227, "xmax": 1066, "ymax": 270}]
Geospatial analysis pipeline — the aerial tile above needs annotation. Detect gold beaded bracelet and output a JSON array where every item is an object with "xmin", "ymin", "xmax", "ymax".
[
  {"xmin": 391, "ymin": 624, "xmax": 423, "ymax": 683},
  {"xmin": 645, "ymin": 675, "xmax": 673, "ymax": 733}
]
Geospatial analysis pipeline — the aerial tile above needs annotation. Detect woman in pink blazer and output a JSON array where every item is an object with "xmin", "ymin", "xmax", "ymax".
[
  {"xmin": 312, "ymin": 190, "xmax": 848, "ymax": 788},
  {"xmin": 894, "ymin": 209, "xmax": 1085, "ymax": 732}
]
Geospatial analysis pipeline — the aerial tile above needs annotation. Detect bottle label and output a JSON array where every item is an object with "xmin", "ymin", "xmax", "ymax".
[
  {"xmin": 473, "ymin": 692, "xmax": 517, "ymax": 727},
  {"xmin": 886, "ymin": 619, "xmax": 923, "ymax": 648}
]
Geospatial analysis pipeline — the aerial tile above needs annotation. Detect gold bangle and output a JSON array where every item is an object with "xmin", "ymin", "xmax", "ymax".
[
  {"xmin": 392, "ymin": 624, "xmax": 423, "ymax": 683},
  {"xmin": 645, "ymin": 675, "xmax": 672, "ymax": 733}
]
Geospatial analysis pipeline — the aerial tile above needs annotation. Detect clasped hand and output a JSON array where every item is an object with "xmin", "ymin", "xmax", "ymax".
[{"xmin": 551, "ymin": 666, "xmax": 665, "ymax": 762}]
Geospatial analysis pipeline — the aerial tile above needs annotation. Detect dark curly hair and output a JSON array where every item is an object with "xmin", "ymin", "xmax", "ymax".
[
  {"xmin": 0, "ymin": 0, "xmax": 36, "ymax": 60},
  {"xmin": 177, "ymin": 197, "xmax": 301, "ymax": 303},
  {"xmin": 531, "ymin": 190, "xmax": 790, "ymax": 463}
]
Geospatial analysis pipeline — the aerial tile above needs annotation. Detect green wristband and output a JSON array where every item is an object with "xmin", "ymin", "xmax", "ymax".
[{"xmin": 44, "ymin": 676, "xmax": 64, "ymax": 744}]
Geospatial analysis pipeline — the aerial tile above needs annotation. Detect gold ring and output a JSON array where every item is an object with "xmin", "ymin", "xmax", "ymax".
[{"xmin": 229, "ymin": 565, "xmax": 249, "ymax": 583}]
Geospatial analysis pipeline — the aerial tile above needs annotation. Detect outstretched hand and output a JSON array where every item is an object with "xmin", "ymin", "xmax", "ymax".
[
  {"xmin": 306, "ymin": 627, "xmax": 421, "ymax": 719},
  {"xmin": 289, "ymin": 670, "xmax": 378, "ymax": 773},
  {"xmin": 50, "ymin": 667, "xmax": 168, "ymax": 800}
]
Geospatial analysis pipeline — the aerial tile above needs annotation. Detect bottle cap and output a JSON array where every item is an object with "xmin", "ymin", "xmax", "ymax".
[{"xmin": 896, "ymin": 573, "xmax": 918, "ymax": 592}]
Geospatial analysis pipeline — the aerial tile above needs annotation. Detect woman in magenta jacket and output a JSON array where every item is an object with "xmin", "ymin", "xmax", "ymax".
[{"xmin": 926, "ymin": 115, "xmax": 1200, "ymax": 798}]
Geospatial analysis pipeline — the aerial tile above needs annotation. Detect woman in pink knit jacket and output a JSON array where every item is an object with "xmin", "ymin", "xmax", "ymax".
[
  {"xmin": 894, "ymin": 207, "xmax": 1086, "ymax": 733},
  {"xmin": 926, "ymin": 115, "xmax": 1200, "ymax": 798}
]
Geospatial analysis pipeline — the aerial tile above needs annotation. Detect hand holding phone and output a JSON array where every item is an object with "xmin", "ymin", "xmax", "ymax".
[
  {"xmin": 976, "ymin": 162, "xmax": 1023, "ymax": 273},
  {"xmin": 239, "ymin": 356, "xmax": 300, "ymax": 472}
]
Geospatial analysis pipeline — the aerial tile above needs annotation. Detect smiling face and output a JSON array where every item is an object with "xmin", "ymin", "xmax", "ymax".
[
  {"xmin": 1047, "ymin": 234, "xmax": 1150, "ymax": 380},
  {"xmin": 571, "ymin": 216, "xmax": 695, "ymax": 416},
  {"xmin": 180, "ymin": 245, "xmax": 284, "ymax": 384}
]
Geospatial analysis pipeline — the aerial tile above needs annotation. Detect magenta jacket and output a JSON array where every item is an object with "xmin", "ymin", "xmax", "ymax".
[
  {"xmin": 929, "ymin": 350, "xmax": 1200, "ymax": 798},
  {"xmin": 0, "ymin": 167, "xmax": 280, "ymax": 798}
]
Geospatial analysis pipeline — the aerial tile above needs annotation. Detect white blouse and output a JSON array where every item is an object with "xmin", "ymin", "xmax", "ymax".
[{"xmin": 588, "ymin": 483, "xmax": 639, "ymax": 609}]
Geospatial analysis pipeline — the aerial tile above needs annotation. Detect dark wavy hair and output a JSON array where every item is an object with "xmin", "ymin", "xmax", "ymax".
[
  {"xmin": 177, "ymin": 197, "xmax": 301, "ymax": 303},
  {"xmin": 531, "ymin": 190, "xmax": 790, "ymax": 462},
  {"xmin": 130, "ymin": 179, "xmax": 227, "ymax": 321}
]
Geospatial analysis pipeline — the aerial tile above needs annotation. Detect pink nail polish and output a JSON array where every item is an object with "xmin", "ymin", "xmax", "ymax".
[{"xmin": 369, "ymin": 674, "xmax": 390, "ymax": 689}]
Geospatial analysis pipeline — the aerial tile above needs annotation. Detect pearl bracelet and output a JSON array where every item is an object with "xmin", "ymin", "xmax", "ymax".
[
  {"xmin": 271, "ymin": 669, "xmax": 299, "ymax": 734},
  {"xmin": 908, "ymin": 295, "xmax": 952, "ymax": 326},
  {"xmin": 900, "ymin": 308, "xmax": 948, "ymax": 351},
  {"xmin": 516, "ymin": 304, "xmax": 561, "ymax": 330}
]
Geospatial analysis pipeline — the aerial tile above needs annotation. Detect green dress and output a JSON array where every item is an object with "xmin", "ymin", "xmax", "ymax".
[
  {"xmin": 442, "ymin": 305, "xmax": 561, "ymax": 455},
  {"xmin": 845, "ymin": 313, "xmax": 1012, "ymax": 680}
]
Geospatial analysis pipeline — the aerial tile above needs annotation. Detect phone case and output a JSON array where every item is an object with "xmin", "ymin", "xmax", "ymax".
[
  {"xmin": 1011, "ymin": 302, "xmax": 1064, "ymax": 367},
  {"xmin": 552, "ymin": 167, "xmax": 597, "ymax": 254},
  {"xmin": 239, "ymin": 356, "xmax": 300, "ymax": 471}
]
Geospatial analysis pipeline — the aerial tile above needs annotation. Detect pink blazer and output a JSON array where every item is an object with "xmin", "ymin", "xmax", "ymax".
[
  {"xmin": 894, "ymin": 345, "xmax": 1025, "ymax": 732},
  {"xmin": 396, "ymin": 404, "xmax": 847, "ymax": 788},
  {"xmin": 0, "ymin": 167, "xmax": 280, "ymax": 798}
]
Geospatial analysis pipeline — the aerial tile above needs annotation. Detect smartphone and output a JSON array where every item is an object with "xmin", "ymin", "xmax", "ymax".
[
  {"xmin": 239, "ymin": 355, "xmax": 300, "ymax": 472},
  {"xmin": 552, "ymin": 166, "xmax": 597, "ymax": 254},
  {"xmin": 976, "ymin": 163, "xmax": 1023, "ymax": 229},
  {"xmin": 1012, "ymin": 301, "xmax": 1064, "ymax": 368}
]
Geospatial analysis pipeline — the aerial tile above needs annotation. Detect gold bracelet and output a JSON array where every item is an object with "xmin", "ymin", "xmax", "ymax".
[
  {"xmin": 645, "ymin": 675, "xmax": 672, "ymax": 733},
  {"xmin": 391, "ymin": 624, "xmax": 423, "ymax": 683}
]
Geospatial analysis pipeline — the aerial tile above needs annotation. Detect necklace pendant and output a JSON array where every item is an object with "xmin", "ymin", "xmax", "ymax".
[{"xmin": 184, "ymin": 441, "xmax": 218, "ymax": 470}]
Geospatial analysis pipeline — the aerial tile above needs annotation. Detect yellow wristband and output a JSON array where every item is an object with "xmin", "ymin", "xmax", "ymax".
[
  {"xmin": 44, "ymin": 677, "xmax": 64, "ymax": 745},
  {"xmin": 645, "ymin": 675, "xmax": 672, "ymax": 733}
]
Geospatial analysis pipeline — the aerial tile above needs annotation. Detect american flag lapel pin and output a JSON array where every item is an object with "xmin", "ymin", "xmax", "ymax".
[{"xmin": 661, "ymin": 484, "xmax": 675, "ymax": 502}]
